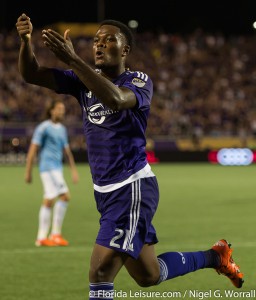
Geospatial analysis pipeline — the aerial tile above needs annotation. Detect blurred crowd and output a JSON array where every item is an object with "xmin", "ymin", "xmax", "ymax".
[{"xmin": 1, "ymin": 27, "xmax": 256, "ymax": 151}]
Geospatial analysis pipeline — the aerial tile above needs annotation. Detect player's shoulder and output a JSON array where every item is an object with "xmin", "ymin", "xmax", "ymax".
[
  {"xmin": 35, "ymin": 120, "xmax": 51, "ymax": 131},
  {"xmin": 126, "ymin": 70, "xmax": 150, "ymax": 80},
  {"xmin": 60, "ymin": 123, "xmax": 68, "ymax": 132},
  {"xmin": 41, "ymin": 120, "xmax": 52, "ymax": 127}
]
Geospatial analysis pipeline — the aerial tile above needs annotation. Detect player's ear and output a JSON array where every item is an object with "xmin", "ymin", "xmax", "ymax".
[{"xmin": 122, "ymin": 45, "xmax": 130, "ymax": 57}]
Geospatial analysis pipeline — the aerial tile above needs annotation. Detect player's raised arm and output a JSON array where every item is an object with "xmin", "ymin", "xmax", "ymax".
[{"xmin": 16, "ymin": 13, "xmax": 57, "ymax": 90}]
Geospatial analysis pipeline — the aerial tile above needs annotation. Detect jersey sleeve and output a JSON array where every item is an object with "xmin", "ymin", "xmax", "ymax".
[
  {"xmin": 31, "ymin": 123, "xmax": 45, "ymax": 146},
  {"xmin": 121, "ymin": 71, "xmax": 153, "ymax": 109},
  {"xmin": 52, "ymin": 68, "xmax": 88, "ymax": 99}
]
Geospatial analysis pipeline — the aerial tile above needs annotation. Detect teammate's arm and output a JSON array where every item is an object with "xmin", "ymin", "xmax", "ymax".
[
  {"xmin": 25, "ymin": 143, "xmax": 38, "ymax": 184},
  {"xmin": 64, "ymin": 146, "xmax": 79, "ymax": 184}
]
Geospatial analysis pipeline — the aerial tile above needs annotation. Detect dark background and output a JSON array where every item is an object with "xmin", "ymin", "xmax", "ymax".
[{"xmin": 2, "ymin": 0, "xmax": 256, "ymax": 35}]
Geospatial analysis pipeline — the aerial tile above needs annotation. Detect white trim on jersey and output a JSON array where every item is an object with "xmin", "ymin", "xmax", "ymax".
[
  {"xmin": 136, "ymin": 71, "xmax": 148, "ymax": 81},
  {"xmin": 93, "ymin": 163, "xmax": 155, "ymax": 193}
]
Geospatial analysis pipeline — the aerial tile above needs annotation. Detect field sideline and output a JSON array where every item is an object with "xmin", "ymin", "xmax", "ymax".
[{"xmin": 0, "ymin": 163, "xmax": 255, "ymax": 300}]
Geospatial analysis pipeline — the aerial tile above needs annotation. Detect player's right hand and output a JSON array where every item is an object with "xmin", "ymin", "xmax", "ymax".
[{"xmin": 16, "ymin": 13, "xmax": 33, "ymax": 41}]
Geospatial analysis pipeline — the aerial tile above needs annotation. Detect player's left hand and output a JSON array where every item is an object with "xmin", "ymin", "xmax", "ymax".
[
  {"xmin": 42, "ymin": 28, "xmax": 76, "ymax": 65},
  {"xmin": 25, "ymin": 172, "xmax": 32, "ymax": 184}
]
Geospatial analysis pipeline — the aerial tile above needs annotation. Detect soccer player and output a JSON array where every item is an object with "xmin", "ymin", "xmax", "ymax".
[
  {"xmin": 16, "ymin": 13, "xmax": 244, "ymax": 298},
  {"xmin": 25, "ymin": 99, "xmax": 79, "ymax": 246}
]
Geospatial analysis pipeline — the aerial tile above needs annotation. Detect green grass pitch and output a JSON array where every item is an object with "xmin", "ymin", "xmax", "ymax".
[{"xmin": 0, "ymin": 163, "xmax": 255, "ymax": 300}]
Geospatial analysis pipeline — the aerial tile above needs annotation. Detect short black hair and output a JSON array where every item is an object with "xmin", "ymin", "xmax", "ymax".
[{"xmin": 99, "ymin": 19, "xmax": 135, "ymax": 52}]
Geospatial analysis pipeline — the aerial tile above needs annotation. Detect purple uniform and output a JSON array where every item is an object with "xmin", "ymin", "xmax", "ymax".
[
  {"xmin": 53, "ymin": 68, "xmax": 159, "ymax": 258},
  {"xmin": 53, "ymin": 69, "xmax": 152, "ymax": 186},
  {"xmin": 94, "ymin": 176, "xmax": 159, "ymax": 258}
]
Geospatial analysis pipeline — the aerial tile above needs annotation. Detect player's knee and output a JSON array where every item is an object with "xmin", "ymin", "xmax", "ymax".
[
  {"xmin": 134, "ymin": 274, "xmax": 159, "ymax": 287},
  {"xmin": 43, "ymin": 199, "xmax": 54, "ymax": 207},
  {"xmin": 60, "ymin": 193, "xmax": 70, "ymax": 202},
  {"xmin": 89, "ymin": 265, "xmax": 113, "ymax": 282}
]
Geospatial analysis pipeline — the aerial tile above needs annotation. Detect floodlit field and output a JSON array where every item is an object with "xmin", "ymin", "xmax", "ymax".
[{"xmin": 0, "ymin": 163, "xmax": 255, "ymax": 300}]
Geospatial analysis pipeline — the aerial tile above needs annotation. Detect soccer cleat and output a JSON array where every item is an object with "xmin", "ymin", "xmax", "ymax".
[
  {"xmin": 212, "ymin": 239, "xmax": 244, "ymax": 288},
  {"xmin": 50, "ymin": 234, "xmax": 69, "ymax": 246},
  {"xmin": 35, "ymin": 238, "xmax": 57, "ymax": 247}
]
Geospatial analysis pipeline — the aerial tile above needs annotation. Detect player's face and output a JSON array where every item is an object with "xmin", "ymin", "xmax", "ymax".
[
  {"xmin": 51, "ymin": 102, "xmax": 65, "ymax": 122},
  {"xmin": 93, "ymin": 25, "xmax": 127, "ymax": 70}
]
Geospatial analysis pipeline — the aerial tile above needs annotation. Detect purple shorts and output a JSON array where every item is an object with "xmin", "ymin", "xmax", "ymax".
[{"xmin": 94, "ymin": 176, "xmax": 159, "ymax": 259}]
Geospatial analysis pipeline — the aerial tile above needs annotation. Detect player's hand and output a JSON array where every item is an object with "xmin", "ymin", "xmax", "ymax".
[
  {"xmin": 42, "ymin": 28, "xmax": 76, "ymax": 65},
  {"xmin": 72, "ymin": 170, "xmax": 79, "ymax": 184},
  {"xmin": 16, "ymin": 13, "xmax": 33, "ymax": 42},
  {"xmin": 25, "ymin": 172, "xmax": 32, "ymax": 184}
]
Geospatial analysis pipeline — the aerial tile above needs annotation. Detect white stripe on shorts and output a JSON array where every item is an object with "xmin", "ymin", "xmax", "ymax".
[{"xmin": 123, "ymin": 179, "xmax": 141, "ymax": 252}]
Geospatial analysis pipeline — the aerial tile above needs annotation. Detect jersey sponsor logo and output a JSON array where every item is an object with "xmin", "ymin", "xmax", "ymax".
[{"xmin": 87, "ymin": 103, "xmax": 118, "ymax": 124}]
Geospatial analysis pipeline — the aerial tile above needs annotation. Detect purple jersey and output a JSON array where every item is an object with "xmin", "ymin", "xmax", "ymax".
[{"xmin": 53, "ymin": 69, "xmax": 153, "ymax": 186}]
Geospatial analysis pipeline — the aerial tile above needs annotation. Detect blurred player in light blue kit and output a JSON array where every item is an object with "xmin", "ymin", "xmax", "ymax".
[
  {"xmin": 17, "ymin": 13, "xmax": 243, "ymax": 299},
  {"xmin": 25, "ymin": 99, "xmax": 79, "ymax": 246}
]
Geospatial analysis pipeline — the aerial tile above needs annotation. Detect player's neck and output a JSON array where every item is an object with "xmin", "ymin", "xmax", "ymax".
[
  {"xmin": 100, "ymin": 65, "xmax": 126, "ymax": 80},
  {"xmin": 50, "ymin": 118, "xmax": 61, "ymax": 124}
]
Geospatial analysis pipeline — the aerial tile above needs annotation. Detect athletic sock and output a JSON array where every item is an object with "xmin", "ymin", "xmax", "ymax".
[
  {"xmin": 203, "ymin": 249, "xmax": 221, "ymax": 268},
  {"xmin": 37, "ymin": 205, "xmax": 51, "ymax": 240},
  {"xmin": 157, "ymin": 251, "xmax": 209, "ymax": 283},
  {"xmin": 89, "ymin": 282, "xmax": 114, "ymax": 300},
  {"xmin": 51, "ymin": 200, "xmax": 68, "ymax": 235}
]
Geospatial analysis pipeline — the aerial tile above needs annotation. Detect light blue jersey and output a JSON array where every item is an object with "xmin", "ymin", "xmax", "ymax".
[{"xmin": 32, "ymin": 120, "xmax": 68, "ymax": 172}]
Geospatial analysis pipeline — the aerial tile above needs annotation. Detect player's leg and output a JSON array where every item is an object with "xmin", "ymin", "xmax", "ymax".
[
  {"xmin": 156, "ymin": 239, "xmax": 243, "ymax": 288},
  {"xmin": 124, "ymin": 243, "xmax": 160, "ymax": 287},
  {"xmin": 90, "ymin": 243, "xmax": 127, "ymax": 282},
  {"xmin": 125, "ymin": 239, "xmax": 243, "ymax": 289},
  {"xmin": 123, "ymin": 177, "xmax": 243, "ymax": 288},
  {"xmin": 35, "ymin": 171, "xmax": 57, "ymax": 246},
  {"xmin": 88, "ymin": 178, "xmax": 157, "ymax": 300},
  {"xmin": 50, "ymin": 169, "xmax": 70, "ymax": 246},
  {"xmin": 89, "ymin": 244, "xmax": 128, "ymax": 300},
  {"xmin": 125, "ymin": 243, "xmax": 219, "ymax": 287},
  {"xmin": 125, "ymin": 242, "xmax": 219, "ymax": 287}
]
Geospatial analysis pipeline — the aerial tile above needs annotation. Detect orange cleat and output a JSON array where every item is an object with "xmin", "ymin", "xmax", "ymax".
[
  {"xmin": 35, "ymin": 238, "xmax": 57, "ymax": 247},
  {"xmin": 212, "ymin": 239, "xmax": 244, "ymax": 288},
  {"xmin": 50, "ymin": 234, "xmax": 69, "ymax": 246}
]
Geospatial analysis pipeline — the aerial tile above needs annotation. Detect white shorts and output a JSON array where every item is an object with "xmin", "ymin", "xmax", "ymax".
[{"xmin": 40, "ymin": 169, "xmax": 69, "ymax": 200}]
